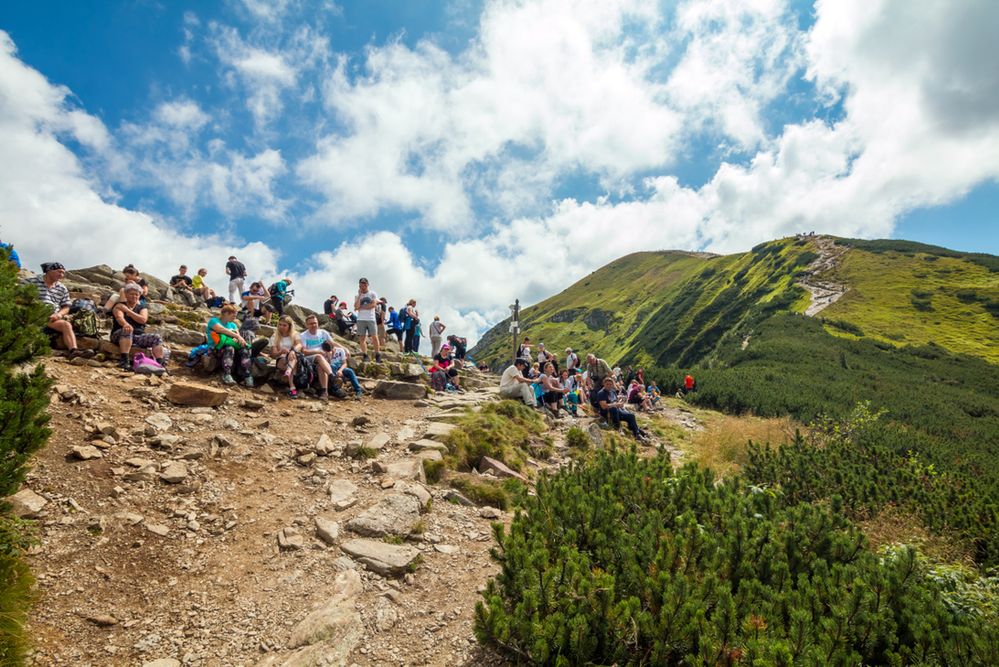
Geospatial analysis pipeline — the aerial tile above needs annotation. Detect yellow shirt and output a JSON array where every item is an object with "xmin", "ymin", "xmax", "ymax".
[{"xmin": 192, "ymin": 275, "xmax": 204, "ymax": 289}]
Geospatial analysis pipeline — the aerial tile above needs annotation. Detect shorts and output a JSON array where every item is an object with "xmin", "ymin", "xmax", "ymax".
[{"xmin": 356, "ymin": 320, "xmax": 377, "ymax": 337}]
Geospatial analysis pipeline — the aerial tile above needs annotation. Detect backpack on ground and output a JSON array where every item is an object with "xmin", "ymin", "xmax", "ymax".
[
  {"xmin": 132, "ymin": 352, "xmax": 165, "ymax": 376},
  {"xmin": 205, "ymin": 296, "xmax": 225, "ymax": 308},
  {"xmin": 71, "ymin": 309, "xmax": 100, "ymax": 338}
]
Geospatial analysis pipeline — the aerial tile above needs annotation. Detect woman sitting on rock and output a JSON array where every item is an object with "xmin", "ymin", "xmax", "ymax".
[
  {"xmin": 110, "ymin": 283, "xmax": 165, "ymax": 371},
  {"xmin": 433, "ymin": 343, "xmax": 454, "ymax": 370},
  {"xmin": 269, "ymin": 316, "xmax": 302, "ymax": 398},
  {"xmin": 206, "ymin": 304, "xmax": 252, "ymax": 386},
  {"xmin": 540, "ymin": 361, "xmax": 569, "ymax": 418}
]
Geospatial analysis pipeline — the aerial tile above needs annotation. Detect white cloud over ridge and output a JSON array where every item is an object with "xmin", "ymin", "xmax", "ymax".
[{"xmin": 4, "ymin": 0, "xmax": 999, "ymax": 346}]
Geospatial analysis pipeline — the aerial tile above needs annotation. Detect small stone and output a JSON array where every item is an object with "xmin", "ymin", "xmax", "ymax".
[
  {"xmin": 340, "ymin": 538, "xmax": 421, "ymax": 576},
  {"xmin": 380, "ymin": 477, "xmax": 396, "ymax": 489},
  {"xmin": 384, "ymin": 458, "xmax": 426, "ymax": 483},
  {"xmin": 79, "ymin": 612, "xmax": 118, "ymax": 627},
  {"xmin": 159, "ymin": 461, "xmax": 188, "ymax": 484},
  {"xmin": 408, "ymin": 439, "xmax": 448, "ymax": 453},
  {"xmin": 346, "ymin": 494, "xmax": 420, "ymax": 537},
  {"xmin": 478, "ymin": 506, "xmax": 502, "ymax": 519},
  {"xmin": 278, "ymin": 527, "xmax": 304, "ymax": 550},
  {"xmin": 144, "ymin": 412, "xmax": 173, "ymax": 432},
  {"xmin": 144, "ymin": 523, "xmax": 170, "ymax": 537},
  {"xmin": 296, "ymin": 452, "xmax": 317, "ymax": 466},
  {"xmin": 443, "ymin": 490, "xmax": 474, "ymax": 506},
  {"xmin": 434, "ymin": 544, "xmax": 459, "ymax": 555},
  {"xmin": 478, "ymin": 455, "xmax": 528, "ymax": 482},
  {"xmin": 328, "ymin": 479, "xmax": 359, "ymax": 510},
  {"xmin": 314, "ymin": 433, "xmax": 340, "ymax": 456},
  {"xmin": 394, "ymin": 481, "xmax": 432, "ymax": 509},
  {"xmin": 70, "ymin": 445, "xmax": 103, "ymax": 460},
  {"xmin": 424, "ymin": 422, "xmax": 456, "ymax": 440},
  {"xmin": 314, "ymin": 517, "xmax": 340, "ymax": 545},
  {"xmin": 166, "ymin": 381, "xmax": 228, "ymax": 407},
  {"xmin": 142, "ymin": 660, "xmax": 181, "ymax": 667},
  {"xmin": 241, "ymin": 398, "xmax": 265, "ymax": 411},
  {"xmin": 351, "ymin": 416, "xmax": 372, "ymax": 427},
  {"xmin": 9, "ymin": 488, "xmax": 48, "ymax": 519}
]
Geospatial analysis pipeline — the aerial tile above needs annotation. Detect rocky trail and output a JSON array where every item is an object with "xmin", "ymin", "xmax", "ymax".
[
  {"xmin": 14, "ymin": 355, "xmax": 689, "ymax": 667},
  {"xmin": 796, "ymin": 236, "xmax": 849, "ymax": 317}
]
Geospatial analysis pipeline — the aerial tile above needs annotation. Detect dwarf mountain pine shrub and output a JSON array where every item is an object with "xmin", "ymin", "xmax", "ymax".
[{"xmin": 475, "ymin": 447, "xmax": 999, "ymax": 665}]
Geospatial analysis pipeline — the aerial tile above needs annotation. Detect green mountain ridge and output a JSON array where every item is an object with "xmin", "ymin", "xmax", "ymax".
[{"xmin": 473, "ymin": 235, "xmax": 999, "ymax": 369}]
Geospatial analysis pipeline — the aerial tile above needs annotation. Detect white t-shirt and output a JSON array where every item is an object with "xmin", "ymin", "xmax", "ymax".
[
  {"xmin": 429, "ymin": 321, "xmax": 445, "ymax": 337},
  {"xmin": 355, "ymin": 290, "xmax": 379, "ymax": 322},
  {"xmin": 500, "ymin": 366, "xmax": 525, "ymax": 392},
  {"xmin": 270, "ymin": 334, "xmax": 294, "ymax": 351},
  {"xmin": 300, "ymin": 328, "xmax": 333, "ymax": 351}
]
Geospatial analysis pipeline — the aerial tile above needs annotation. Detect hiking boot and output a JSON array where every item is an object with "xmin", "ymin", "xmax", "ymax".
[
  {"xmin": 354, "ymin": 390, "xmax": 363, "ymax": 400},
  {"xmin": 243, "ymin": 376, "xmax": 255, "ymax": 388},
  {"xmin": 118, "ymin": 356, "xmax": 131, "ymax": 371},
  {"xmin": 375, "ymin": 352, "xmax": 382, "ymax": 363},
  {"xmin": 361, "ymin": 354, "xmax": 368, "ymax": 362},
  {"xmin": 222, "ymin": 373, "xmax": 235, "ymax": 385},
  {"xmin": 319, "ymin": 391, "xmax": 329, "ymax": 401}
]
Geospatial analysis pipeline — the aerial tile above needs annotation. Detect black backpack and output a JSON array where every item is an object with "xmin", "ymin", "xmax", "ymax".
[{"xmin": 293, "ymin": 351, "xmax": 314, "ymax": 389}]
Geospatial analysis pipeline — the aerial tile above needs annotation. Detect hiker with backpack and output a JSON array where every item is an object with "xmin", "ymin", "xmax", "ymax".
[
  {"xmin": 446, "ymin": 334, "xmax": 467, "ymax": 361},
  {"xmin": 386, "ymin": 305, "xmax": 402, "ymax": 343},
  {"xmin": 401, "ymin": 299, "xmax": 419, "ymax": 353},
  {"xmin": 353, "ymin": 277, "xmax": 382, "ymax": 362},
  {"xmin": 111, "ymin": 283, "xmax": 165, "ymax": 371},
  {"xmin": 206, "ymin": 304, "xmax": 253, "ymax": 387},
  {"xmin": 25, "ymin": 262, "xmax": 94, "ymax": 359},
  {"xmin": 269, "ymin": 316, "xmax": 302, "ymax": 398},
  {"xmin": 300, "ymin": 314, "xmax": 336, "ymax": 400},
  {"xmin": 225, "ymin": 255, "xmax": 246, "ymax": 304},
  {"xmin": 269, "ymin": 278, "xmax": 293, "ymax": 317},
  {"xmin": 429, "ymin": 316, "xmax": 446, "ymax": 357}
]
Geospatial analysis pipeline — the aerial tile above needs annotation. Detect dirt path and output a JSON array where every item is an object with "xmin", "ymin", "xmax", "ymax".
[
  {"xmin": 21, "ymin": 359, "xmax": 695, "ymax": 667},
  {"xmin": 796, "ymin": 236, "xmax": 849, "ymax": 317}
]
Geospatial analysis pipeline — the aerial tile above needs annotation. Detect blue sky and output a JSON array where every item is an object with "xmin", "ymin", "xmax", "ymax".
[{"xmin": 1, "ymin": 0, "xmax": 997, "ymax": 340}]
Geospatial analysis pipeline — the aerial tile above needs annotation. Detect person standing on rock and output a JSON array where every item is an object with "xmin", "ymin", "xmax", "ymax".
[
  {"xmin": 25, "ymin": 262, "xmax": 93, "ymax": 359},
  {"xmin": 499, "ymin": 358, "xmax": 537, "ymax": 406},
  {"xmin": 565, "ymin": 347, "xmax": 579, "ymax": 372},
  {"xmin": 429, "ymin": 315, "xmax": 446, "ymax": 357},
  {"xmin": 376, "ymin": 297, "xmax": 388, "ymax": 348},
  {"xmin": 225, "ymin": 255, "xmax": 246, "ymax": 304},
  {"xmin": 585, "ymin": 353, "xmax": 613, "ymax": 406},
  {"xmin": 402, "ymin": 299, "xmax": 420, "ymax": 354},
  {"xmin": 354, "ymin": 277, "xmax": 382, "ymax": 363}
]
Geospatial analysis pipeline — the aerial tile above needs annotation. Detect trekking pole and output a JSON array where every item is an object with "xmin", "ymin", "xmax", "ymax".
[{"xmin": 407, "ymin": 351, "xmax": 431, "ymax": 376}]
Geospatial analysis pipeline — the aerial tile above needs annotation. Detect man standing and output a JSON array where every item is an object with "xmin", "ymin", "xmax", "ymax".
[
  {"xmin": 585, "ymin": 353, "xmax": 613, "ymax": 407},
  {"xmin": 26, "ymin": 262, "xmax": 92, "ymax": 358},
  {"xmin": 225, "ymin": 255, "xmax": 246, "ymax": 304},
  {"xmin": 596, "ymin": 376, "xmax": 646, "ymax": 441},
  {"xmin": 499, "ymin": 358, "xmax": 536, "ymax": 406},
  {"xmin": 376, "ymin": 297, "xmax": 388, "ymax": 348},
  {"xmin": 354, "ymin": 277, "xmax": 381, "ymax": 362}
]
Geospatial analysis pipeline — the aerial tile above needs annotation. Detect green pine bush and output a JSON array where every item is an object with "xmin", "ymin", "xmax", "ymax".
[
  {"xmin": 475, "ymin": 447, "xmax": 999, "ymax": 665},
  {"xmin": 0, "ymin": 248, "xmax": 54, "ymax": 661}
]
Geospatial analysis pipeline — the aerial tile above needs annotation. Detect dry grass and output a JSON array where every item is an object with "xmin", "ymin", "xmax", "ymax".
[
  {"xmin": 858, "ymin": 504, "xmax": 975, "ymax": 566},
  {"xmin": 685, "ymin": 414, "xmax": 796, "ymax": 478}
]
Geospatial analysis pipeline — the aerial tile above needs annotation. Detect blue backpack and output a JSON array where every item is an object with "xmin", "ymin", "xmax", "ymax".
[{"xmin": 398, "ymin": 308, "xmax": 412, "ymax": 331}]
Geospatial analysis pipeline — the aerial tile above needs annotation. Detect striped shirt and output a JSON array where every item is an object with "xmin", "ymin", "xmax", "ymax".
[{"xmin": 26, "ymin": 276, "xmax": 71, "ymax": 312}]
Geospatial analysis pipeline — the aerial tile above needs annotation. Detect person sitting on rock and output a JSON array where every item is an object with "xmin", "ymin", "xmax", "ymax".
[
  {"xmin": 242, "ymin": 282, "xmax": 269, "ymax": 316},
  {"xmin": 565, "ymin": 347, "xmax": 580, "ymax": 372},
  {"xmin": 269, "ymin": 316, "xmax": 302, "ymax": 399},
  {"xmin": 334, "ymin": 301, "xmax": 356, "ymax": 336},
  {"xmin": 536, "ymin": 343, "xmax": 557, "ymax": 372},
  {"xmin": 26, "ymin": 262, "xmax": 94, "ymax": 359},
  {"xmin": 626, "ymin": 379, "xmax": 653, "ymax": 411},
  {"xmin": 499, "ymin": 358, "xmax": 536, "ymax": 406},
  {"xmin": 191, "ymin": 268, "xmax": 217, "ymax": 303},
  {"xmin": 111, "ymin": 283, "xmax": 165, "ymax": 371},
  {"xmin": 446, "ymin": 334, "xmax": 467, "ymax": 361},
  {"xmin": 561, "ymin": 368, "xmax": 582, "ymax": 416},
  {"xmin": 540, "ymin": 361, "xmax": 569, "ymax": 418},
  {"xmin": 433, "ymin": 343, "xmax": 454, "ymax": 370},
  {"xmin": 104, "ymin": 264, "xmax": 148, "ymax": 311},
  {"xmin": 328, "ymin": 341, "xmax": 363, "ymax": 399},
  {"xmin": 170, "ymin": 265, "xmax": 197, "ymax": 305},
  {"xmin": 597, "ymin": 376, "xmax": 647, "ymax": 441},
  {"xmin": 323, "ymin": 294, "xmax": 338, "ymax": 323},
  {"xmin": 647, "ymin": 380, "xmax": 662, "ymax": 406},
  {"xmin": 206, "ymin": 304, "xmax": 252, "ymax": 387},
  {"xmin": 300, "ymin": 314, "xmax": 335, "ymax": 400}
]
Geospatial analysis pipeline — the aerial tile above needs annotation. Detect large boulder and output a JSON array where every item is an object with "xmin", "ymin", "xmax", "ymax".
[
  {"xmin": 166, "ymin": 381, "xmax": 228, "ymax": 407},
  {"xmin": 346, "ymin": 494, "xmax": 420, "ymax": 537},
  {"xmin": 373, "ymin": 380, "xmax": 427, "ymax": 400}
]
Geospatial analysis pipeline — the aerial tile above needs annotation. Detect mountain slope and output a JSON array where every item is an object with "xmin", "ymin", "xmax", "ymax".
[{"xmin": 472, "ymin": 235, "xmax": 999, "ymax": 368}]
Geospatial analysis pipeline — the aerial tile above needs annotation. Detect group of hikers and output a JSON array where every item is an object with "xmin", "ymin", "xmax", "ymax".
[
  {"xmin": 498, "ymin": 336, "xmax": 696, "ymax": 442},
  {"xmin": 20, "ymin": 256, "xmax": 468, "ymax": 401}
]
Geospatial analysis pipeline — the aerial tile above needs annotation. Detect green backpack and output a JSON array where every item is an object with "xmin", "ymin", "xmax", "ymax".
[{"xmin": 70, "ymin": 299, "xmax": 100, "ymax": 338}]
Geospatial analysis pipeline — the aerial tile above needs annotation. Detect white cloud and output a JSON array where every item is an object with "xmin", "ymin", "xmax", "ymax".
[
  {"xmin": 0, "ymin": 30, "xmax": 276, "ymax": 292},
  {"xmin": 154, "ymin": 99, "xmax": 210, "ymax": 130}
]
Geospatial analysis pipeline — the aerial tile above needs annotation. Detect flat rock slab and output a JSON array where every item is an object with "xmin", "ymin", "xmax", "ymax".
[
  {"xmin": 394, "ymin": 481, "xmax": 431, "ymax": 509},
  {"xmin": 328, "ymin": 479, "xmax": 359, "ymax": 510},
  {"xmin": 340, "ymin": 538, "xmax": 421, "ymax": 576},
  {"xmin": 408, "ymin": 439, "xmax": 447, "ymax": 453},
  {"xmin": 415, "ymin": 449, "xmax": 443, "ymax": 462},
  {"xmin": 70, "ymin": 445, "xmax": 103, "ymax": 460},
  {"xmin": 346, "ymin": 494, "xmax": 420, "ymax": 537},
  {"xmin": 424, "ymin": 422, "xmax": 456, "ymax": 440},
  {"xmin": 144, "ymin": 412, "xmax": 173, "ymax": 432},
  {"xmin": 9, "ymin": 488, "xmax": 48, "ymax": 519},
  {"xmin": 159, "ymin": 461, "xmax": 189, "ymax": 484},
  {"xmin": 479, "ymin": 455, "xmax": 528, "ymax": 482},
  {"xmin": 384, "ymin": 458, "xmax": 426, "ymax": 483},
  {"xmin": 166, "ymin": 381, "xmax": 228, "ymax": 407},
  {"xmin": 373, "ymin": 380, "xmax": 427, "ymax": 400}
]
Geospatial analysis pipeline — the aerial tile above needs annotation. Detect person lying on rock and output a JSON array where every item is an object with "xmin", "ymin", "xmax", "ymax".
[
  {"xmin": 269, "ymin": 316, "xmax": 302, "ymax": 399},
  {"xmin": 206, "ymin": 304, "xmax": 252, "ymax": 387},
  {"xmin": 26, "ymin": 261, "xmax": 94, "ymax": 359},
  {"xmin": 111, "ymin": 283, "xmax": 165, "ymax": 371}
]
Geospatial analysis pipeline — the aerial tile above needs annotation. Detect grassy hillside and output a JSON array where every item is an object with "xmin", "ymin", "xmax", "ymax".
[{"xmin": 472, "ymin": 236, "xmax": 998, "ymax": 368}]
